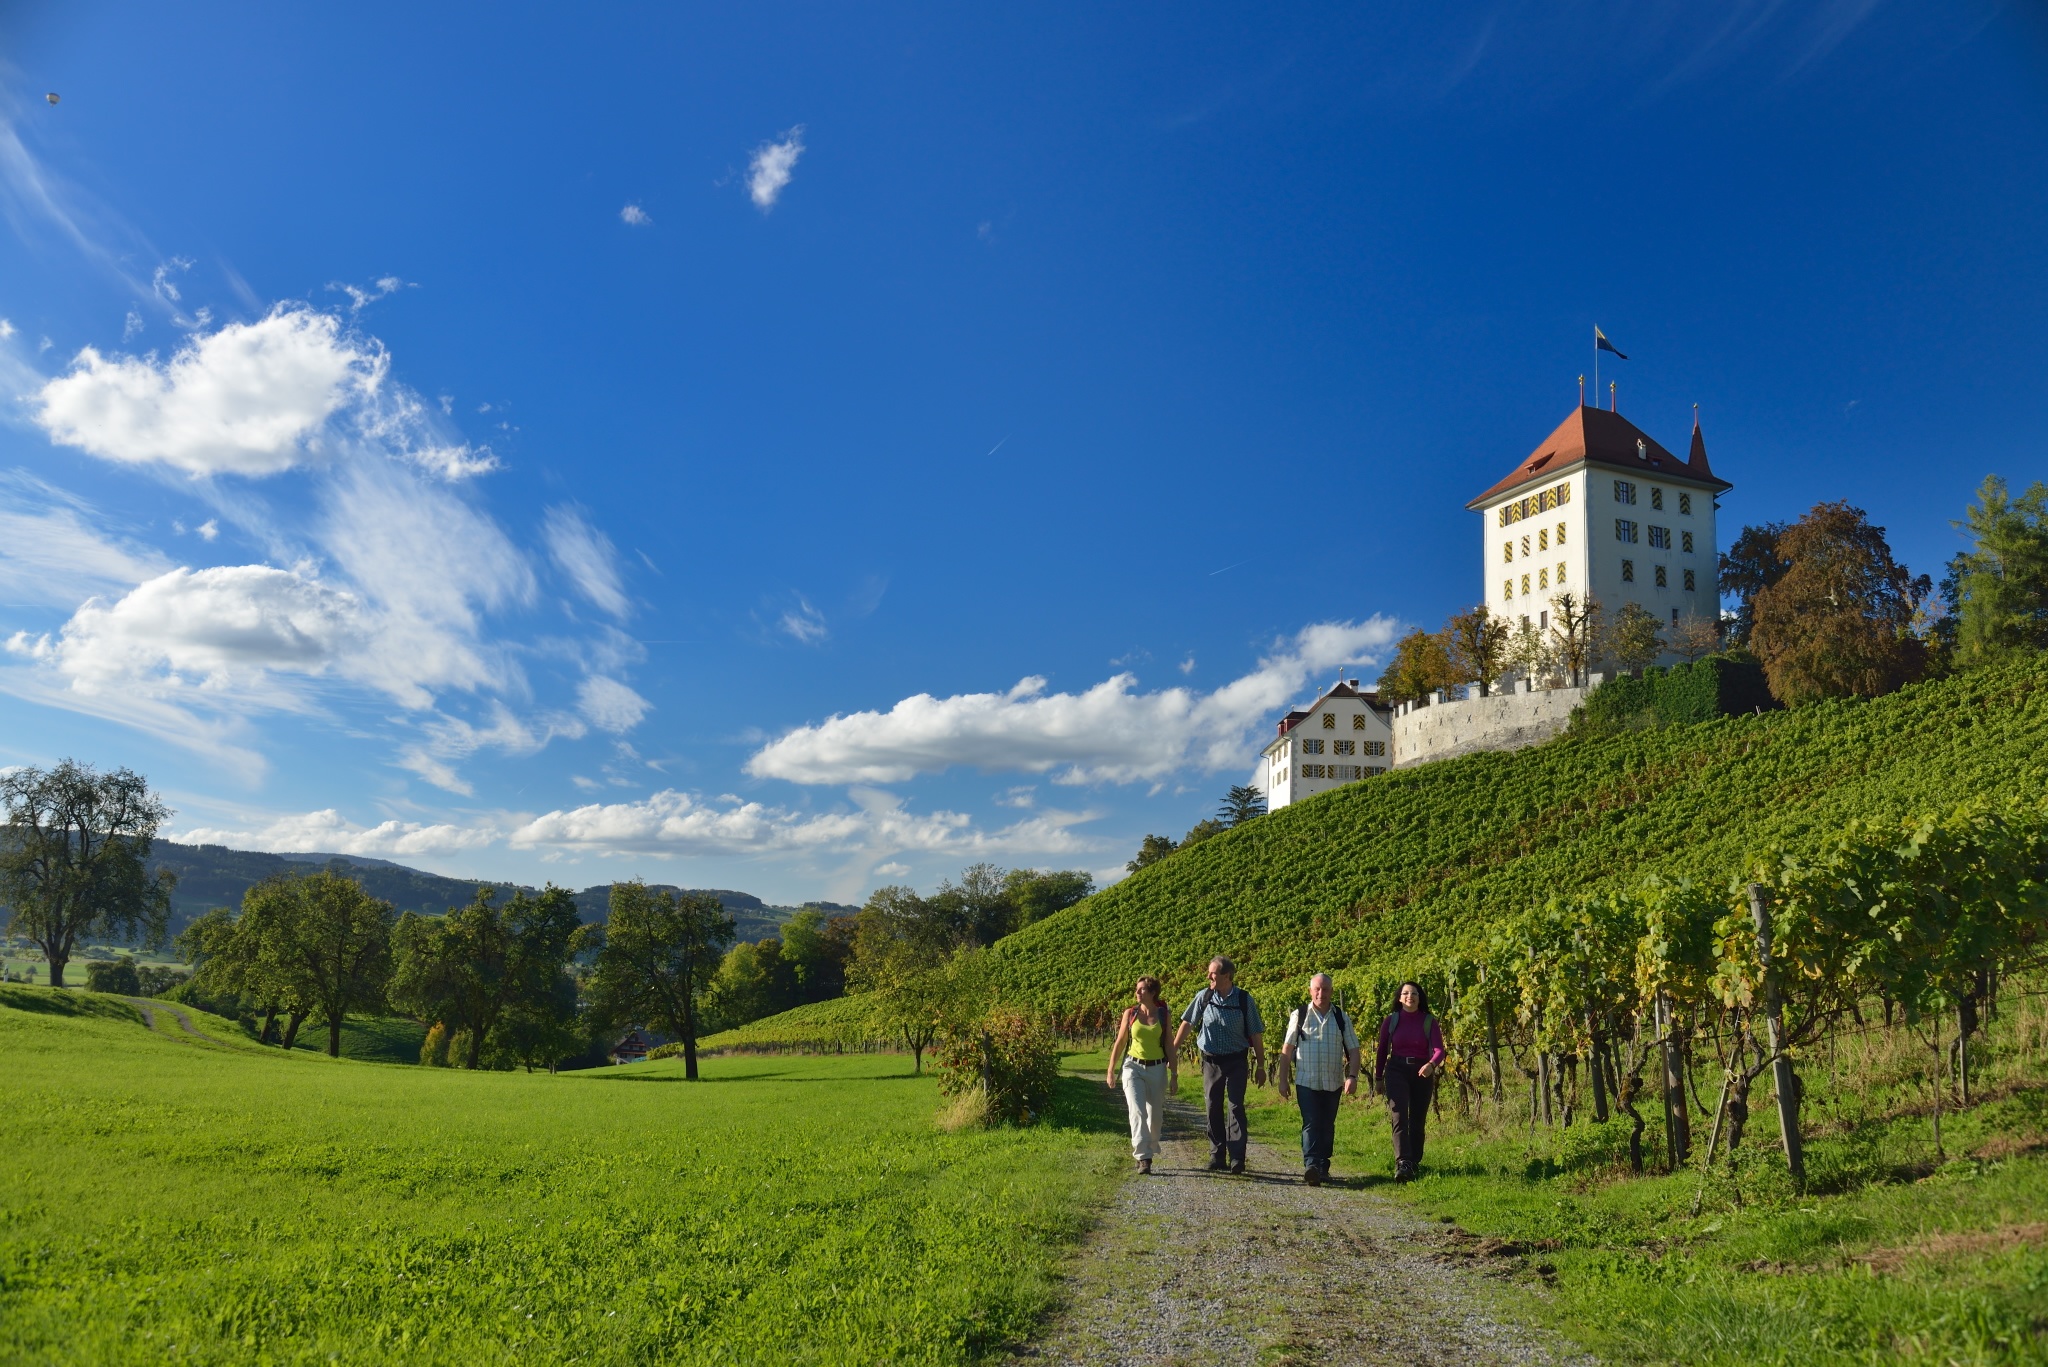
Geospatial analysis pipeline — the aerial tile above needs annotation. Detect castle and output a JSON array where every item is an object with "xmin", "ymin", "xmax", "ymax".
[{"xmin": 1261, "ymin": 402, "xmax": 1732, "ymax": 810}]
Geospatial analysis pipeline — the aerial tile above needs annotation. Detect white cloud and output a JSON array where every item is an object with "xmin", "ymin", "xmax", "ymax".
[
  {"xmin": 747, "ymin": 617, "xmax": 1401, "ymax": 786},
  {"xmin": 0, "ymin": 473, "xmax": 170, "ymax": 608},
  {"xmin": 507, "ymin": 785, "xmax": 1096, "ymax": 859},
  {"xmin": 8, "ymin": 564, "xmax": 369, "ymax": 703},
  {"xmin": 747, "ymin": 126, "xmax": 805, "ymax": 211},
  {"xmin": 330, "ymin": 276, "xmax": 404, "ymax": 313},
  {"xmin": 543, "ymin": 505, "xmax": 629, "ymax": 617},
  {"xmin": 578, "ymin": 675, "xmax": 650, "ymax": 733},
  {"xmin": 620, "ymin": 203, "xmax": 652, "ymax": 226},
  {"xmin": 172, "ymin": 808, "xmax": 494, "ymax": 859},
  {"xmin": 196, "ymin": 518, "xmax": 219, "ymax": 542},
  {"xmin": 34, "ymin": 307, "xmax": 381, "ymax": 477},
  {"xmin": 0, "ymin": 318, "xmax": 14, "ymax": 338},
  {"xmin": 873, "ymin": 861, "xmax": 910, "ymax": 877},
  {"xmin": 778, "ymin": 595, "xmax": 827, "ymax": 644},
  {"xmin": 397, "ymin": 703, "xmax": 587, "ymax": 795}
]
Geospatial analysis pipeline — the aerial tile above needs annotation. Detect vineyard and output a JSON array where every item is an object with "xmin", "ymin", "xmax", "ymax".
[{"xmin": 985, "ymin": 655, "xmax": 2048, "ymax": 1025}]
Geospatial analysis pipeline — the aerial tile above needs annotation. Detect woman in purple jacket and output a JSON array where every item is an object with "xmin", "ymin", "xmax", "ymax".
[{"xmin": 1373, "ymin": 980, "xmax": 1445, "ymax": 1182}]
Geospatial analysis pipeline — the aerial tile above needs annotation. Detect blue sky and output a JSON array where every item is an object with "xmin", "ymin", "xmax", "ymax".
[{"xmin": 0, "ymin": 2, "xmax": 2041, "ymax": 904}]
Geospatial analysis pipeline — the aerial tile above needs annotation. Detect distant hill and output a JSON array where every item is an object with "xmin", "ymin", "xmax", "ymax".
[{"xmin": 139, "ymin": 841, "xmax": 849, "ymax": 945}]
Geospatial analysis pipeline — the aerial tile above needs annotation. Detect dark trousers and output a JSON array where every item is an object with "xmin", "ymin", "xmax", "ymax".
[
  {"xmin": 1202, "ymin": 1050, "xmax": 1249, "ymax": 1160},
  {"xmin": 1296, "ymin": 1085, "xmax": 1340, "ymax": 1171},
  {"xmin": 1384, "ymin": 1058, "xmax": 1433, "ymax": 1167}
]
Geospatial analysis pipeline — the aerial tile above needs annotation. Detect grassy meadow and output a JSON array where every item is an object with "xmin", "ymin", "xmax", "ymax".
[
  {"xmin": 0, "ymin": 986, "xmax": 1124, "ymax": 1366},
  {"xmin": 1221, "ymin": 985, "xmax": 2048, "ymax": 1366}
]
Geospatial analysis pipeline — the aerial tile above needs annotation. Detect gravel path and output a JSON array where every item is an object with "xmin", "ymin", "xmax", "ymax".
[{"xmin": 1018, "ymin": 1096, "xmax": 1589, "ymax": 1367}]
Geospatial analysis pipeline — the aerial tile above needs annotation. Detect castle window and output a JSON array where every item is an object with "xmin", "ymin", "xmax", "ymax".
[
  {"xmin": 1302, "ymin": 738, "xmax": 1325, "ymax": 754},
  {"xmin": 1538, "ymin": 527, "xmax": 1549, "ymax": 551},
  {"xmin": 1556, "ymin": 562, "xmax": 1567, "ymax": 585},
  {"xmin": 1362, "ymin": 740, "xmax": 1386, "ymax": 756},
  {"xmin": 1503, "ymin": 541, "xmax": 1513, "ymax": 564},
  {"xmin": 1648, "ymin": 525, "xmax": 1670, "ymax": 549},
  {"xmin": 1334, "ymin": 739, "xmax": 1355, "ymax": 755},
  {"xmin": 1682, "ymin": 530, "xmax": 1694, "ymax": 553},
  {"xmin": 1366, "ymin": 766, "xmax": 1386, "ymax": 776},
  {"xmin": 1621, "ymin": 559, "xmax": 1635, "ymax": 583},
  {"xmin": 1671, "ymin": 608, "xmax": 1680, "ymax": 626},
  {"xmin": 1616, "ymin": 519, "xmax": 1638, "ymax": 543},
  {"xmin": 1502, "ymin": 579, "xmax": 1514, "ymax": 602},
  {"xmin": 1302, "ymin": 764, "xmax": 1325, "ymax": 779},
  {"xmin": 1538, "ymin": 567, "xmax": 1549, "ymax": 589},
  {"xmin": 1521, "ymin": 574, "xmax": 1530, "ymax": 595},
  {"xmin": 1655, "ymin": 565, "xmax": 1669, "ymax": 588},
  {"xmin": 1679, "ymin": 492, "xmax": 1692, "ymax": 515},
  {"xmin": 1539, "ymin": 610, "xmax": 1549, "ymax": 630},
  {"xmin": 1614, "ymin": 480, "xmax": 1636, "ymax": 505},
  {"xmin": 1322, "ymin": 712, "xmax": 1335, "ymax": 729},
  {"xmin": 1352, "ymin": 714, "xmax": 1366, "ymax": 730},
  {"xmin": 1650, "ymin": 487, "xmax": 1665, "ymax": 511},
  {"xmin": 1557, "ymin": 522, "xmax": 1567, "ymax": 545},
  {"xmin": 1521, "ymin": 534, "xmax": 1531, "ymax": 557},
  {"xmin": 1684, "ymin": 569, "xmax": 1697, "ymax": 591}
]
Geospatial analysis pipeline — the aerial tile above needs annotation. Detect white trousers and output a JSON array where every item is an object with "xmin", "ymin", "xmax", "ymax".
[{"xmin": 1121, "ymin": 1057, "xmax": 1169, "ymax": 1160}]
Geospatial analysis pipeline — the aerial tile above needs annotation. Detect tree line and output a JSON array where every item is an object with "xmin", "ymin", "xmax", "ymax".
[{"xmin": 1378, "ymin": 476, "xmax": 2048, "ymax": 709}]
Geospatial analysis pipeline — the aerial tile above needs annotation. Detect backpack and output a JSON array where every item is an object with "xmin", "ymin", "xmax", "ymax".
[
  {"xmin": 1291, "ymin": 1001, "xmax": 1350, "ymax": 1045},
  {"xmin": 1189, "ymin": 987, "xmax": 1255, "ymax": 1056},
  {"xmin": 1379, "ymin": 1011, "xmax": 1436, "ymax": 1053}
]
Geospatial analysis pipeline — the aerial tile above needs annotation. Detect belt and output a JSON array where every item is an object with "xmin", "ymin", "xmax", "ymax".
[
  {"xmin": 1127, "ymin": 1057, "xmax": 1167, "ymax": 1067},
  {"xmin": 1390, "ymin": 1055, "xmax": 1429, "ymax": 1064}
]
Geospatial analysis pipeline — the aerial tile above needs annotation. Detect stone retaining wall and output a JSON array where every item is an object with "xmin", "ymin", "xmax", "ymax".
[{"xmin": 1388, "ymin": 678, "xmax": 1600, "ymax": 768}]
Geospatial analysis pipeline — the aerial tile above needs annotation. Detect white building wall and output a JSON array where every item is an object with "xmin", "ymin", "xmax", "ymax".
[{"xmin": 1262, "ymin": 693, "xmax": 1394, "ymax": 811}]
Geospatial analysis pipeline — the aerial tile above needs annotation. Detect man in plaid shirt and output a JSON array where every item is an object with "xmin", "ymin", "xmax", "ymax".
[{"xmin": 1278, "ymin": 973, "xmax": 1361, "ymax": 1186}]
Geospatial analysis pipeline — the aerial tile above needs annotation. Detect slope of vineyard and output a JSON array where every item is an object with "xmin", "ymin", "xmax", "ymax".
[{"xmin": 988, "ymin": 657, "xmax": 2048, "ymax": 1023}]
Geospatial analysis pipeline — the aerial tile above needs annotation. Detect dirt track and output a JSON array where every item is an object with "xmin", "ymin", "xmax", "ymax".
[{"xmin": 1018, "ymin": 1096, "xmax": 1588, "ymax": 1366}]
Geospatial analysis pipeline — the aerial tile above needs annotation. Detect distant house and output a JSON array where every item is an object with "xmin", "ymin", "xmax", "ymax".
[
  {"xmin": 1260, "ymin": 680, "xmax": 1393, "ymax": 811},
  {"xmin": 609, "ymin": 1028, "xmax": 656, "ymax": 1064}
]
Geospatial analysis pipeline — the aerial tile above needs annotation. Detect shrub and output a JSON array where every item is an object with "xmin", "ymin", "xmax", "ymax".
[
  {"xmin": 420, "ymin": 1022, "xmax": 451, "ymax": 1067},
  {"xmin": 1572, "ymin": 652, "xmax": 1774, "ymax": 736},
  {"xmin": 135, "ymin": 965, "xmax": 188, "ymax": 997},
  {"xmin": 933, "ymin": 1006, "xmax": 1059, "ymax": 1126},
  {"xmin": 84, "ymin": 959, "xmax": 141, "ymax": 995}
]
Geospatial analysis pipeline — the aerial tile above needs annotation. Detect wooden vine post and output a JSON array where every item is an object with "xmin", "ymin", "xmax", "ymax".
[
  {"xmin": 1575, "ymin": 930, "xmax": 1609, "ymax": 1123},
  {"xmin": 1747, "ymin": 883, "xmax": 1806, "ymax": 1194},
  {"xmin": 1657, "ymin": 993, "xmax": 1690, "ymax": 1168}
]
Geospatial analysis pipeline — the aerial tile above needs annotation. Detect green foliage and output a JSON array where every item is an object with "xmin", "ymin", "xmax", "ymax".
[
  {"xmin": 1378, "ymin": 626, "xmax": 1459, "ymax": 704},
  {"xmin": 389, "ymin": 885, "xmax": 587, "ymax": 1070},
  {"xmin": 0, "ymin": 993, "xmax": 1116, "ymax": 1365},
  {"xmin": 1572, "ymin": 653, "xmax": 1774, "ymax": 735},
  {"xmin": 0, "ymin": 759, "xmax": 174, "ymax": 988},
  {"xmin": 1443, "ymin": 603, "xmax": 1510, "ymax": 695},
  {"xmin": 933, "ymin": 1006, "xmax": 1061, "ymax": 1125},
  {"xmin": 1752, "ymin": 500, "xmax": 1931, "ymax": 704},
  {"xmin": 1606, "ymin": 601, "xmax": 1665, "ymax": 673},
  {"xmin": 585, "ymin": 882, "xmax": 732, "ymax": 1079},
  {"xmin": 1125, "ymin": 833, "xmax": 1179, "ymax": 874},
  {"xmin": 1955, "ymin": 474, "xmax": 2048, "ymax": 665},
  {"xmin": 974, "ymin": 656, "xmax": 2048, "ymax": 1030},
  {"xmin": 1218, "ymin": 785, "xmax": 1267, "ymax": 827},
  {"xmin": 83, "ymin": 957, "xmax": 141, "ymax": 994}
]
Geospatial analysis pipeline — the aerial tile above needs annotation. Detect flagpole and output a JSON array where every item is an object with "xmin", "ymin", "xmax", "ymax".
[{"xmin": 1592, "ymin": 325, "xmax": 1598, "ymax": 411}]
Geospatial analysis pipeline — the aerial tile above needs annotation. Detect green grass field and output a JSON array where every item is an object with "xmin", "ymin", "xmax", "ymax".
[{"xmin": 0, "ymin": 986, "xmax": 1124, "ymax": 1366}]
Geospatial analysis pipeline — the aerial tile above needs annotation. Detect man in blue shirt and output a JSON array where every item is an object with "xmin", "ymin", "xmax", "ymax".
[{"xmin": 1172, "ymin": 955, "xmax": 1266, "ymax": 1174}]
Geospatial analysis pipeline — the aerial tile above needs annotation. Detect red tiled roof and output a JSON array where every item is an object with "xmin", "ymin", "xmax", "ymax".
[
  {"xmin": 1466, "ymin": 406, "xmax": 1732, "ymax": 510},
  {"xmin": 1274, "ymin": 683, "xmax": 1388, "ymax": 738}
]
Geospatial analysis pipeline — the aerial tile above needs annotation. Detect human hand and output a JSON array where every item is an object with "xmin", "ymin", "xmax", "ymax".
[
  {"xmin": 1254, "ymin": 1064, "xmax": 1267, "ymax": 1087},
  {"xmin": 1104, "ymin": 1072, "xmax": 1116, "ymax": 1091},
  {"xmin": 1342, "ymin": 1076, "xmax": 1357, "ymax": 1097}
]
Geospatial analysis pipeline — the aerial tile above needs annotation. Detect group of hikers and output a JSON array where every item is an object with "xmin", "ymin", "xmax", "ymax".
[{"xmin": 1103, "ymin": 955, "xmax": 1443, "ymax": 1184}]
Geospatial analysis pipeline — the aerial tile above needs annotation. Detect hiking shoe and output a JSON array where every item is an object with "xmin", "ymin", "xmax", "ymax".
[
  {"xmin": 1228, "ymin": 1158, "xmax": 1246, "ymax": 1176},
  {"xmin": 1207, "ymin": 1153, "xmax": 1229, "ymax": 1172},
  {"xmin": 1304, "ymin": 1166, "xmax": 1323, "ymax": 1187},
  {"xmin": 1138, "ymin": 1157, "xmax": 1152, "ymax": 1175}
]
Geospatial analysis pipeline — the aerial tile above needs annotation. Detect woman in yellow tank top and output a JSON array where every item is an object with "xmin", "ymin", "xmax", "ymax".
[{"xmin": 1106, "ymin": 976, "xmax": 1179, "ymax": 1174}]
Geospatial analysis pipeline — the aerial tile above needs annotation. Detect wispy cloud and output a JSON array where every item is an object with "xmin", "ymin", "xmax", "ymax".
[
  {"xmin": 747, "ymin": 126, "xmax": 805, "ymax": 211},
  {"xmin": 778, "ymin": 595, "xmax": 828, "ymax": 645},
  {"xmin": 543, "ymin": 505, "xmax": 630, "ymax": 618},
  {"xmin": 620, "ymin": 203, "xmax": 652, "ymax": 226},
  {"xmin": 747, "ymin": 617, "xmax": 1401, "ymax": 786},
  {"xmin": 0, "ymin": 472, "xmax": 170, "ymax": 609},
  {"xmin": 172, "ymin": 808, "xmax": 495, "ymax": 859}
]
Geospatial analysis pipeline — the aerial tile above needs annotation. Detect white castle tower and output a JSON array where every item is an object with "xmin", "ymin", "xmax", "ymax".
[{"xmin": 1466, "ymin": 404, "xmax": 1730, "ymax": 646}]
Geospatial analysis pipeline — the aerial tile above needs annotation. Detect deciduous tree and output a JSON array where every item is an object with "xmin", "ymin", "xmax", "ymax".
[
  {"xmin": 1443, "ymin": 605, "xmax": 1510, "ymax": 696},
  {"xmin": 1377, "ymin": 629, "xmax": 1459, "ymax": 705},
  {"xmin": 1750, "ymin": 501, "xmax": 1930, "ymax": 705},
  {"xmin": 1667, "ymin": 611, "xmax": 1724, "ymax": 664},
  {"xmin": 0, "ymin": 761, "xmax": 174, "ymax": 989},
  {"xmin": 585, "ymin": 882, "xmax": 733, "ymax": 1080},
  {"xmin": 1608, "ymin": 602, "xmax": 1666, "ymax": 674},
  {"xmin": 1001, "ymin": 868, "xmax": 1094, "ymax": 928},
  {"xmin": 1547, "ymin": 592, "xmax": 1602, "ymax": 687},
  {"xmin": 1719, "ymin": 522, "xmax": 1791, "ymax": 646},
  {"xmin": 390, "ymin": 885, "xmax": 588, "ymax": 1070},
  {"xmin": 1126, "ymin": 834, "xmax": 1178, "ymax": 874}
]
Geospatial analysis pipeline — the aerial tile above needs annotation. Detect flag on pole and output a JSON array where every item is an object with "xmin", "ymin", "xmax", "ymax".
[{"xmin": 1594, "ymin": 327, "xmax": 1628, "ymax": 360}]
